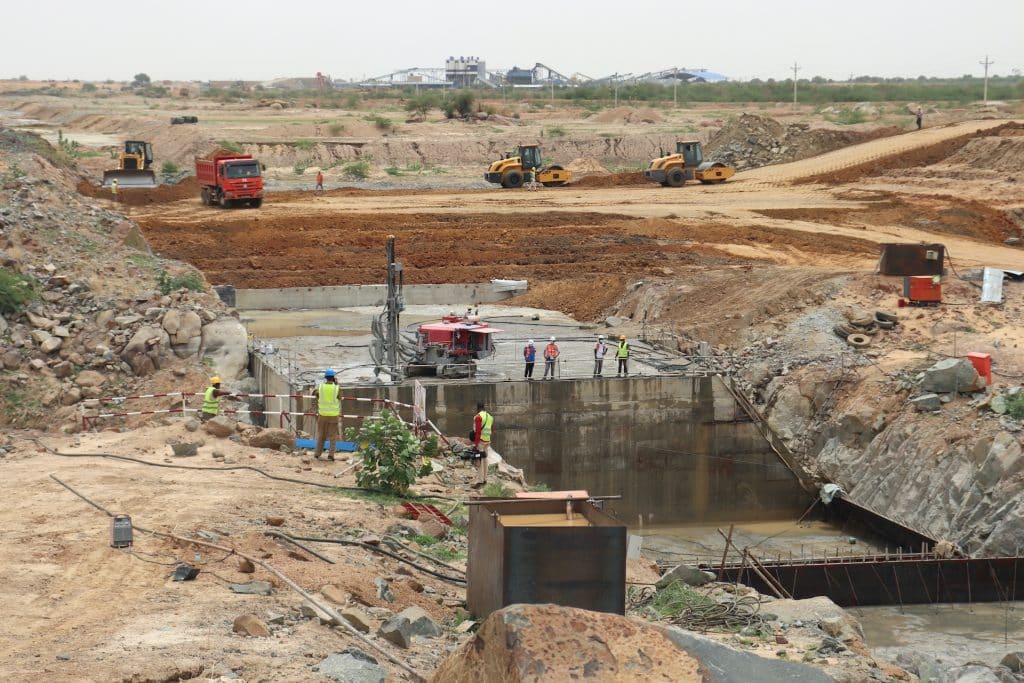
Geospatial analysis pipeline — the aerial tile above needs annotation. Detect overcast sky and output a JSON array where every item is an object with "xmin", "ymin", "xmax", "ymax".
[{"xmin": 3, "ymin": 0, "xmax": 1022, "ymax": 82}]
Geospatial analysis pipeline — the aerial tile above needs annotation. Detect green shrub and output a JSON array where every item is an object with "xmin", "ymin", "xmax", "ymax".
[
  {"xmin": 345, "ymin": 410, "xmax": 433, "ymax": 494},
  {"xmin": 384, "ymin": 166, "xmax": 401, "ymax": 176},
  {"xmin": 0, "ymin": 268, "xmax": 38, "ymax": 315},
  {"xmin": 343, "ymin": 160, "xmax": 370, "ymax": 179},
  {"xmin": 293, "ymin": 161, "xmax": 308, "ymax": 175},
  {"xmin": 482, "ymin": 482, "xmax": 513, "ymax": 498},
  {"xmin": 218, "ymin": 140, "xmax": 243, "ymax": 154},
  {"xmin": 545, "ymin": 125, "xmax": 567, "ymax": 137},
  {"xmin": 405, "ymin": 93, "xmax": 440, "ymax": 120},
  {"xmin": 328, "ymin": 123, "xmax": 346, "ymax": 136},
  {"xmin": 364, "ymin": 115, "xmax": 396, "ymax": 133},
  {"xmin": 295, "ymin": 139, "xmax": 315, "ymax": 151},
  {"xmin": 160, "ymin": 160, "xmax": 178, "ymax": 175},
  {"xmin": 454, "ymin": 91, "xmax": 475, "ymax": 117},
  {"xmin": 81, "ymin": 83, "xmax": 97, "ymax": 93},
  {"xmin": 156, "ymin": 270, "xmax": 204, "ymax": 295},
  {"xmin": 1006, "ymin": 394, "xmax": 1024, "ymax": 420},
  {"xmin": 825, "ymin": 109, "xmax": 868, "ymax": 125}
]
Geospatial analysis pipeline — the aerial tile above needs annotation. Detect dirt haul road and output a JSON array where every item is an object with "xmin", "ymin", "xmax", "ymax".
[{"xmin": 130, "ymin": 118, "xmax": 1024, "ymax": 319}]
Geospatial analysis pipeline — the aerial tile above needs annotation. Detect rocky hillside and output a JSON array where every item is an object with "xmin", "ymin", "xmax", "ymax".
[{"xmin": 0, "ymin": 129, "xmax": 246, "ymax": 431}]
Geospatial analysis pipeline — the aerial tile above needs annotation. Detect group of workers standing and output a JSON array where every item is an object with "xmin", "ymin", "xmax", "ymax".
[{"xmin": 522, "ymin": 334, "xmax": 631, "ymax": 379}]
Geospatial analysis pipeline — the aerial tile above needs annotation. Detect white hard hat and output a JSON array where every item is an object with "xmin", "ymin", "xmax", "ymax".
[
  {"xmin": 598, "ymin": 335, "xmax": 605, "ymax": 339},
  {"xmin": 549, "ymin": 336, "xmax": 556, "ymax": 342},
  {"xmin": 528, "ymin": 339, "xmax": 534, "ymax": 344}
]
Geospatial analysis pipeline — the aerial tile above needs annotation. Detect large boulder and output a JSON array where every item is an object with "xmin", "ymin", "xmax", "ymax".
[
  {"xmin": 431, "ymin": 604, "xmax": 831, "ymax": 683},
  {"xmin": 120, "ymin": 325, "xmax": 171, "ymax": 376},
  {"xmin": 163, "ymin": 309, "xmax": 203, "ymax": 357},
  {"xmin": 200, "ymin": 319, "xmax": 248, "ymax": 380},
  {"xmin": 920, "ymin": 358, "xmax": 980, "ymax": 394},
  {"xmin": 248, "ymin": 428, "xmax": 294, "ymax": 450},
  {"xmin": 655, "ymin": 563, "xmax": 713, "ymax": 588},
  {"xmin": 203, "ymin": 415, "xmax": 236, "ymax": 438}
]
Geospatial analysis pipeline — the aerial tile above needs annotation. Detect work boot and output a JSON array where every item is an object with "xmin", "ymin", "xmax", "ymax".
[{"xmin": 327, "ymin": 454, "xmax": 336, "ymax": 461}]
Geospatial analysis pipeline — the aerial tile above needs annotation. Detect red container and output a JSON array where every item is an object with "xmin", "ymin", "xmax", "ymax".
[
  {"xmin": 906, "ymin": 276, "xmax": 942, "ymax": 303},
  {"xmin": 967, "ymin": 352, "xmax": 992, "ymax": 385}
]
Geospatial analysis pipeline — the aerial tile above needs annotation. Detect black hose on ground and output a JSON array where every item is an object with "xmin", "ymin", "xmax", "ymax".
[
  {"xmin": 33, "ymin": 440, "xmax": 460, "ymax": 502},
  {"xmin": 280, "ymin": 533, "xmax": 467, "ymax": 584}
]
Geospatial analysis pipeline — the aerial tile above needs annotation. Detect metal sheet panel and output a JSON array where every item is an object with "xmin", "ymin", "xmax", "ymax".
[{"xmin": 981, "ymin": 267, "xmax": 1004, "ymax": 303}]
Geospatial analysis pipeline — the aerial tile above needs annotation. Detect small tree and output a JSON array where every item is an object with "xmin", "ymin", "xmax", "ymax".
[
  {"xmin": 0, "ymin": 268, "xmax": 38, "ymax": 315},
  {"xmin": 346, "ymin": 410, "xmax": 434, "ymax": 494},
  {"xmin": 454, "ymin": 90, "xmax": 475, "ymax": 117},
  {"xmin": 405, "ymin": 93, "xmax": 439, "ymax": 121},
  {"xmin": 131, "ymin": 73, "xmax": 151, "ymax": 88}
]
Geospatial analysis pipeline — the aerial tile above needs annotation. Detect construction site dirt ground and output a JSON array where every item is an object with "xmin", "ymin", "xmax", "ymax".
[{"xmin": 123, "ymin": 118, "xmax": 1024, "ymax": 328}]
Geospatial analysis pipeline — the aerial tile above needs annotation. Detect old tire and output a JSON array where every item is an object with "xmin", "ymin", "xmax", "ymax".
[
  {"xmin": 873, "ymin": 317, "xmax": 896, "ymax": 329},
  {"xmin": 503, "ymin": 169, "xmax": 524, "ymax": 188},
  {"xmin": 849, "ymin": 316, "xmax": 875, "ymax": 328},
  {"xmin": 666, "ymin": 168, "xmax": 685, "ymax": 188},
  {"xmin": 249, "ymin": 198, "xmax": 263, "ymax": 208},
  {"xmin": 846, "ymin": 333, "xmax": 871, "ymax": 348},
  {"xmin": 200, "ymin": 187, "xmax": 210, "ymax": 205},
  {"xmin": 875, "ymin": 311, "xmax": 898, "ymax": 323},
  {"xmin": 833, "ymin": 324, "xmax": 858, "ymax": 339},
  {"xmin": 219, "ymin": 195, "xmax": 230, "ymax": 208}
]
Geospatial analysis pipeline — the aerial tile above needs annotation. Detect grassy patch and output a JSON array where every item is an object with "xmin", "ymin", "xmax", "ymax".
[
  {"xmin": 218, "ymin": 140, "xmax": 243, "ymax": 153},
  {"xmin": 365, "ymin": 114, "xmax": 396, "ymax": 133},
  {"xmin": 342, "ymin": 160, "xmax": 370, "ymax": 180},
  {"xmin": 411, "ymin": 533, "xmax": 439, "ymax": 546},
  {"xmin": 1006, "ymin": 394, "xmax": 1024, "ymax": 420},
  {"xmin": 295, "ymin": 139, "xmax": 316, "ymax": 151},
  {"xmin": 545, "ymin": 125, "xmax": 568, "ymax": 137},
  {"xmin": 482, "ymin": 482, "xmax": 514, "ymax": 498},
  {"xmin": 328, "ymin": 123, "xmax": 346, "ymax": 136},
  {"xmin": 0, "ymin": 268, "xmax": 38, "ymax": 315},
  {"xmin": 824, "ymin": 109, "xmax": 868, "ymax": 125},
  {"xmin": 157, "ymin": 270, "xmax": 204, "ymax": 295}
]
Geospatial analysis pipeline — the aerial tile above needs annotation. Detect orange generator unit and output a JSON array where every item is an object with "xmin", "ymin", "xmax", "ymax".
[{"xmin": 903, "ymin": 275, "xmax": 942, "ymax": 306}]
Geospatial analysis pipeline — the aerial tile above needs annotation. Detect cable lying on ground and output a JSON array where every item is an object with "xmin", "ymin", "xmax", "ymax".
[
  {"xmin": 48, "ymin": 474, "xmax": 425, "ymax": 682},
  {"xmin": 33, "ymin": 439, "xmax": 459, "ymax": 502},
  {"xmin": 273, "ymin": 532, "xmax": 466, "ymax": 584}
]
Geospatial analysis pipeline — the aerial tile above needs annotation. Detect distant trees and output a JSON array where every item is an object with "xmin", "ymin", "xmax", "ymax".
[
  {"xmin": 405, "ymin": 93, "xmax": 440, "ymax": 121},
  {"xmin": 131, "ymin": 73, "xmax": 151, "ymax": 88}
]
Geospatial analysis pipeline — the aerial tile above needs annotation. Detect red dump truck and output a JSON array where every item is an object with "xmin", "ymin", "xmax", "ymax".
[{"xmin": 195, "ymin": 152, "xmax": 264, "ymax": 208}]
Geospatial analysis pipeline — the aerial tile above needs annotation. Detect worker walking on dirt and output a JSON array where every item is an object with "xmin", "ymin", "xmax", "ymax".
[
  {"xmin": 616, "ymin": 335, "xmax": 630, "ymax": 377},
  {"xmin": 200, "ymin": 377, "xmax": 232, "ymax": 422},
  {"xmin": 543, "ymin": 336, "xmax": 560, "ymax": 380},
  {"xmin": 593, "ymin": 335, "xmax": 608, "ymax": 377},
  {"xmin": 313, "ymin": 369, "xmax": 341, "ymax": 461},
  {"xmin": 523, "ymin": 339, "xmax": 536, "ymax": 379},
  {"xmin": 471, "ymin": 401, "xmax": 493, "ymax": 488},
  {"xmin": 315, "ymin": 170, "xmax": 324, "ymax": 192},
  {"xmin": 915, "ymin": 108, "xmax": 923, "ymax": 130},
  {"xmin": 110, "ymin": 178, "xmax": 119, "ymax": 202}
]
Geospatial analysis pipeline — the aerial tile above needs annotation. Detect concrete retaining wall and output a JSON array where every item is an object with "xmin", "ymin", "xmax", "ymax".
[
  {"xmin": 235, "ymin": 282, "xmax": 523, "ymax": 310},
  {"xmin": 253, "ymin": 353, "xmax": 809, "ymax": 524}
]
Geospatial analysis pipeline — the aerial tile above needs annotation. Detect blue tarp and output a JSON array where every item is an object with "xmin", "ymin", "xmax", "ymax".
[{"xmin": 294, "ymin": 439, "xmax": 357, "ymax": 452}]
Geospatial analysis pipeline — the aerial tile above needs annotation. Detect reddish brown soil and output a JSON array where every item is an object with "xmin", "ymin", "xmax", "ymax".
[
  {"xmin": 569, "ymin": 171, "xmax": 649, "ymax": 188},
  {"xmin": 794, "ymin": 122, "xmax": 1023, "ymax": 185},
  {"xmin": 759, "ymin": 191, "xmax": 1018, "ymax": 243},
  {"xmin": 76, "ymin": 176, "xmax": 200, "ymax": 206}
]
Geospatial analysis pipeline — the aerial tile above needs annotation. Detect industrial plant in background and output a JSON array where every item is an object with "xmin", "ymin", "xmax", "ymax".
[{"xmin": 356, "ymin": 56, "xmax": 727, "ymax": 89}]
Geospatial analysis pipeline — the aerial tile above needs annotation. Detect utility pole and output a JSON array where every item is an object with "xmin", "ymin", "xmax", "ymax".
[
  {"xmin": 791, "ymin": 61, "xmax": 801, "ymax": 107},
  {"xmin": 673, "ymin": 67, "xmax": 678, "ymax": 108},
  {"xmin": 613, "ymin": 74, "xmax": 619, "ymax": 108},
  {"xmin": 384, "ymin": 235, "xmax": 403, "ymax": 381},
  {"xmin": 979, "ymin": 54, "xmax": 994, "ymax": 104}
]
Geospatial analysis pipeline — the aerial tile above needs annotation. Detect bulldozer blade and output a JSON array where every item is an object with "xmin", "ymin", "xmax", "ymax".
[{"xmin": 101, "ymin": 170, "xmax": 158, "ymax": 189}]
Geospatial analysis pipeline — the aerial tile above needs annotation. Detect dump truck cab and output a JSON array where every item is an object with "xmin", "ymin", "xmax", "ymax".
[
  {"xmin": 644, "ymin": 140, "xmax": 734, "ymax": 187},
  {"xmin": 484, "ymin": 144, "xmax": 571, "ymax": 188},
  {"xmin": 195, "ymin": 152, "xmax": 264, "ymax": 208}
]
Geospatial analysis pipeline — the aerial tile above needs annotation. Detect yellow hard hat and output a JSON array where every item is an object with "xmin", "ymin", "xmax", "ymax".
[
  {"xmin": 619, "ymin": 335, "xmax": 626, "ymax": 340},
  {"xmin": 210, "ymin": 376, "xmax": 222, "ymax": 384}
]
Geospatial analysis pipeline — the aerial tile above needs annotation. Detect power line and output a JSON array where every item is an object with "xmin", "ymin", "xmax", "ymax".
[{"xmin": 979, "ymin": 54, "xmax": 995, "ymax": 103}]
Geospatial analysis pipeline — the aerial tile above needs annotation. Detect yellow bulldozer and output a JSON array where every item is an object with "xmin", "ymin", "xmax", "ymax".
[
  {"xmin": 102, "ymin": 140, "xmax": 157, "ymax": 188},
  {"xmin": 644, "ymin": 140, "xmax": 734, "ymax": 187},
  {"xmin": 484, "ymin": 144, "xmax": 571, "ymax": 188}
]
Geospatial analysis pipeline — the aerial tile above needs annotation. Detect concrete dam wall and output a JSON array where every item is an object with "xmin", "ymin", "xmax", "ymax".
[{"xmin": 287, "ymin": 371, "xmax": 811, "ymax": 525}]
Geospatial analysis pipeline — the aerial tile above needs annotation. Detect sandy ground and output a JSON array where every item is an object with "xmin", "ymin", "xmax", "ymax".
[{"xmin": 0, "ymin": 426, "xmax": 473, "ymax": 682}]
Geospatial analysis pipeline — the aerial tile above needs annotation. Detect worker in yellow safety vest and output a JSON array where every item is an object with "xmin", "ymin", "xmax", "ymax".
[
  {"xmin": 200, "ymin": 377, "xmax": 233, "ymax": 421},
  {"xmin": 314, "ymin": 368, "xmax": 341, "ymax": 461},
  {"xmin": 616, "ymin": 335, "xmax": 630, "ymax": 377},
  {"xmin": 471, "ymin": 401, "xmax": 493, "ymax": 489}
]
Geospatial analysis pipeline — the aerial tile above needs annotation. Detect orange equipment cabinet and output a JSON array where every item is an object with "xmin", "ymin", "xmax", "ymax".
[
  {"xmin": 967, "ymin": 352, "xmax": 992, "ymax": 385},
  {"xmin": 904, "ymin": 276, "xmax": 942, "ymax": 304}
]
